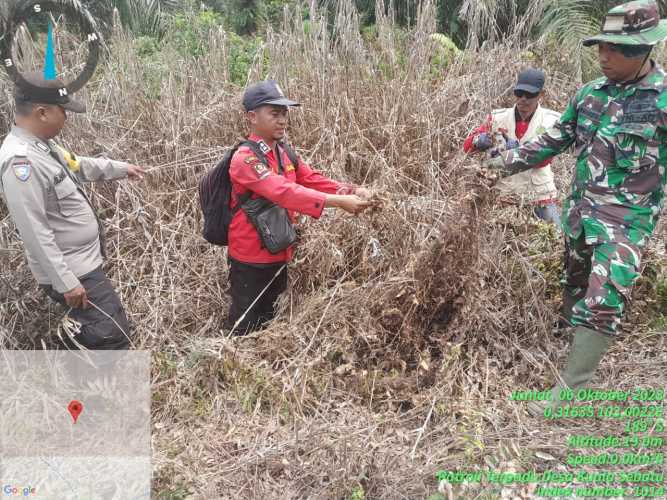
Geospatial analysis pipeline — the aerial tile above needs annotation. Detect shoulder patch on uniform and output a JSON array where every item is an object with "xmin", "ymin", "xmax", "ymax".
[
  {"xmin": 34, "ymin": 141, "xmax": 50, "ymax": 153},
  {"xmin": 12, "ymin": 160, "xmax": 32, "ymax": 182},
  {"xmin": 244, "ymin": 156, "xmax": 259, "ymax": 164},
  {"xmin": 252, "ymin": 162, "xmax": 270, "ymax": 179}
]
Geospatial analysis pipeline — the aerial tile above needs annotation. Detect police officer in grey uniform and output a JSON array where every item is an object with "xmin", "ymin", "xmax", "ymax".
[{"xmin": 0, "ymin": 73, "xmax": 146, "ymax": 349}]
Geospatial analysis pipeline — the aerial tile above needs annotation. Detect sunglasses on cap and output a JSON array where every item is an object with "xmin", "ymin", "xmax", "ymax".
[{"xmin": 514, "ymin": 90, "xmax": 540, "ymax": 99}]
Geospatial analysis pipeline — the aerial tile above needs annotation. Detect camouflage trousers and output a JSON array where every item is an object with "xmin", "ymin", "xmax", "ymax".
[{"xmin": 561, "ymin": 235, "xmax": 643, "ymax": 336}]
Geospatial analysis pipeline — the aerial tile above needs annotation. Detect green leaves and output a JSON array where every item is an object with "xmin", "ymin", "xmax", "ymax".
[
  {"xmin": 537, "ymin": 0, "xmax": 603, "ymax": 81},
  {"xmin": 84, "ymin": 0, "xmax": 180, "ymax": 38},
  {"xmin": 453, "ymin": 0, "xmax": 663, "ymax": 80}
]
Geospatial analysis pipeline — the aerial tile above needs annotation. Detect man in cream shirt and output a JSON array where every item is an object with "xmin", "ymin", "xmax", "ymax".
[{"xmin": 464, "ymin": 68, "xmax": 562, "ymax": 225}]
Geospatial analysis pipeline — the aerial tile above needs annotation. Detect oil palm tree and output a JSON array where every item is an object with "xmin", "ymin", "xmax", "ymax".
[
  {"xmin": 84, "ymin": 0, "xmax": 182, "ymax": 38},
  {"xmin": 459, "ymin": 0, "xmax": 667, "ymax": 79}
]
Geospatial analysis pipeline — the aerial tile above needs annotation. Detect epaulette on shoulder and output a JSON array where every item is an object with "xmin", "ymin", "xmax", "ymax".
[
  {"xmin": 13, "ymin": 141, "xmax": 29, "ymax": 157},
  {"xmin": 581, "ymin": 77, "xmax": 606, "ymax": 93},
  {"xmin": 2, "ymin": 133, "xmax": 29, "ymax": 157},
  {"xmin": 235, "ymin": 143, "xmax": 257, "ymax": 156},
  {"xmin": 0, "ymin": 141, "xmax": 28, "ymax": 180}
]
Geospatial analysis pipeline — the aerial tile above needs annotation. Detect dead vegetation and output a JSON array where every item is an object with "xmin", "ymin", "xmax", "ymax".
[{"xmin": 0, "ymin": 0, "xmax": 665, "ymax": 498}]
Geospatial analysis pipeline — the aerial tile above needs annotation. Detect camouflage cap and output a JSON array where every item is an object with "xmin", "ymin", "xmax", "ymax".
[{"xmin": 583, "ymin": 0, "xmax": 667, "ymax": 47}]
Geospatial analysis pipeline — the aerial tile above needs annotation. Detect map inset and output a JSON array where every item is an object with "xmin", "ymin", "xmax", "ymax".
[{"xmin": 0, "ymin": 351, "xmax": 150, "ymax": 499}]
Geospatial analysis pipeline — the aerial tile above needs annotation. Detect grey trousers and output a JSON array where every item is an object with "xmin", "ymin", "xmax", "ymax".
[{"xmin": 41, "ymin": 267, "xmax": 131, "ymax": 350}]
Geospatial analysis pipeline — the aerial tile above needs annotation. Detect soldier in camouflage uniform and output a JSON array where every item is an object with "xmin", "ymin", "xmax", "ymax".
[{"xmin": 485, "ymin": 0, "xmax": 667, "ymax": 416}]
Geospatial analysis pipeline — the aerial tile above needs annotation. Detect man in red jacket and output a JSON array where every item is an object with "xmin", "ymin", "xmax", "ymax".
[{"xmin": 225, "ymin": 80, "xmax": 372, "ymax": 335}]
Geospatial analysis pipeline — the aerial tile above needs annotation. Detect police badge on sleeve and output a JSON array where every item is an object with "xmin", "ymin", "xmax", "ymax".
[{"xmin": 12, "ymin": 161, "xmax": 32, "ymax": 182}]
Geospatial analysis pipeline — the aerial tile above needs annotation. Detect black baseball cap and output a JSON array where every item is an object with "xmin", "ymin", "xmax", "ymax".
[
  {"xmin": 242, "ymin": 80, "xmax": 300, "ymax": 111},
  {"xmin": 14, "ymin": 72, "xmax": 86, "ymax": 113},
  {"xmin": 514, "ymin": 68, "xmax": 545, "ymax": 94}
]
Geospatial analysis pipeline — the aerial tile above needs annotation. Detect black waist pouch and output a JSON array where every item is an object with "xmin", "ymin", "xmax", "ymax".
[{"xmin": 242, "ymin": 197, "xmax": 297, "ymax": 254}]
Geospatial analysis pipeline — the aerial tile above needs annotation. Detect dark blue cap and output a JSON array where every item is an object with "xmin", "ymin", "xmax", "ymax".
[
  {"xmin": 14, "ymin": 72, "xmax": 86, "ymax": 113},
  {"xmin": 242, "ymin": 80, "xmax": 300, "ymax": 111},
  {"xmin": 514, "ymin": 68, "xmax": 545, "ymax": 94}
]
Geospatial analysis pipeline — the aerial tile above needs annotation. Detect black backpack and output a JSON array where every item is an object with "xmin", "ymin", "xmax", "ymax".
[{"xmin": 198, "ymin": 140, "xmax": 299, "ymax": 246}]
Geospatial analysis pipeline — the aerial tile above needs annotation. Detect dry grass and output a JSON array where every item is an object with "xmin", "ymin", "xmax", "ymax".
[{"xmin": 0, "ymin": 1, "xmax": 665, "ymax": 498}]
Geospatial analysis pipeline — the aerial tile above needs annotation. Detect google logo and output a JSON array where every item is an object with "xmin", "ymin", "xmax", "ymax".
[{"xmin": 2, "ymin": 485, "xmax": 36, "ymax": 497}]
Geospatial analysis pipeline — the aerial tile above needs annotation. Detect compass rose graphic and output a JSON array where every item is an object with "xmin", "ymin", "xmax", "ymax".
[{"xmin": 1, "ymin": 0, "xmax": 102, "ymax": 97}]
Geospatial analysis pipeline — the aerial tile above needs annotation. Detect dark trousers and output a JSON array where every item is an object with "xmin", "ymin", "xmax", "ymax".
[
  {"xmin": 224, "ymin": 258, "xmax": 288, "ymax": 335},
  {"xmin": 41, "ymin": 267, "xmax": 131, "ymax": 350}
]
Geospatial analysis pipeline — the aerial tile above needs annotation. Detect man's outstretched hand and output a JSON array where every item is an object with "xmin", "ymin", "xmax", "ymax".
[
  {"xmin": 326, "ymin": 194, "xmax": 371, "ymax": 215},
  {"xmin": 127, "ymin": 164, "xmax": 147, "ymax": 180},
  {"xmin": 354, "ymin": 187, "xmax": 373, "ymax": 200}
]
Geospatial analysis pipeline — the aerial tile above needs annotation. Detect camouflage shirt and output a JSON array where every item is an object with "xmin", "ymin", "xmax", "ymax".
[{"xmin": 503, "ymin": 62, "xmax": 667, "ymax": 247}]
